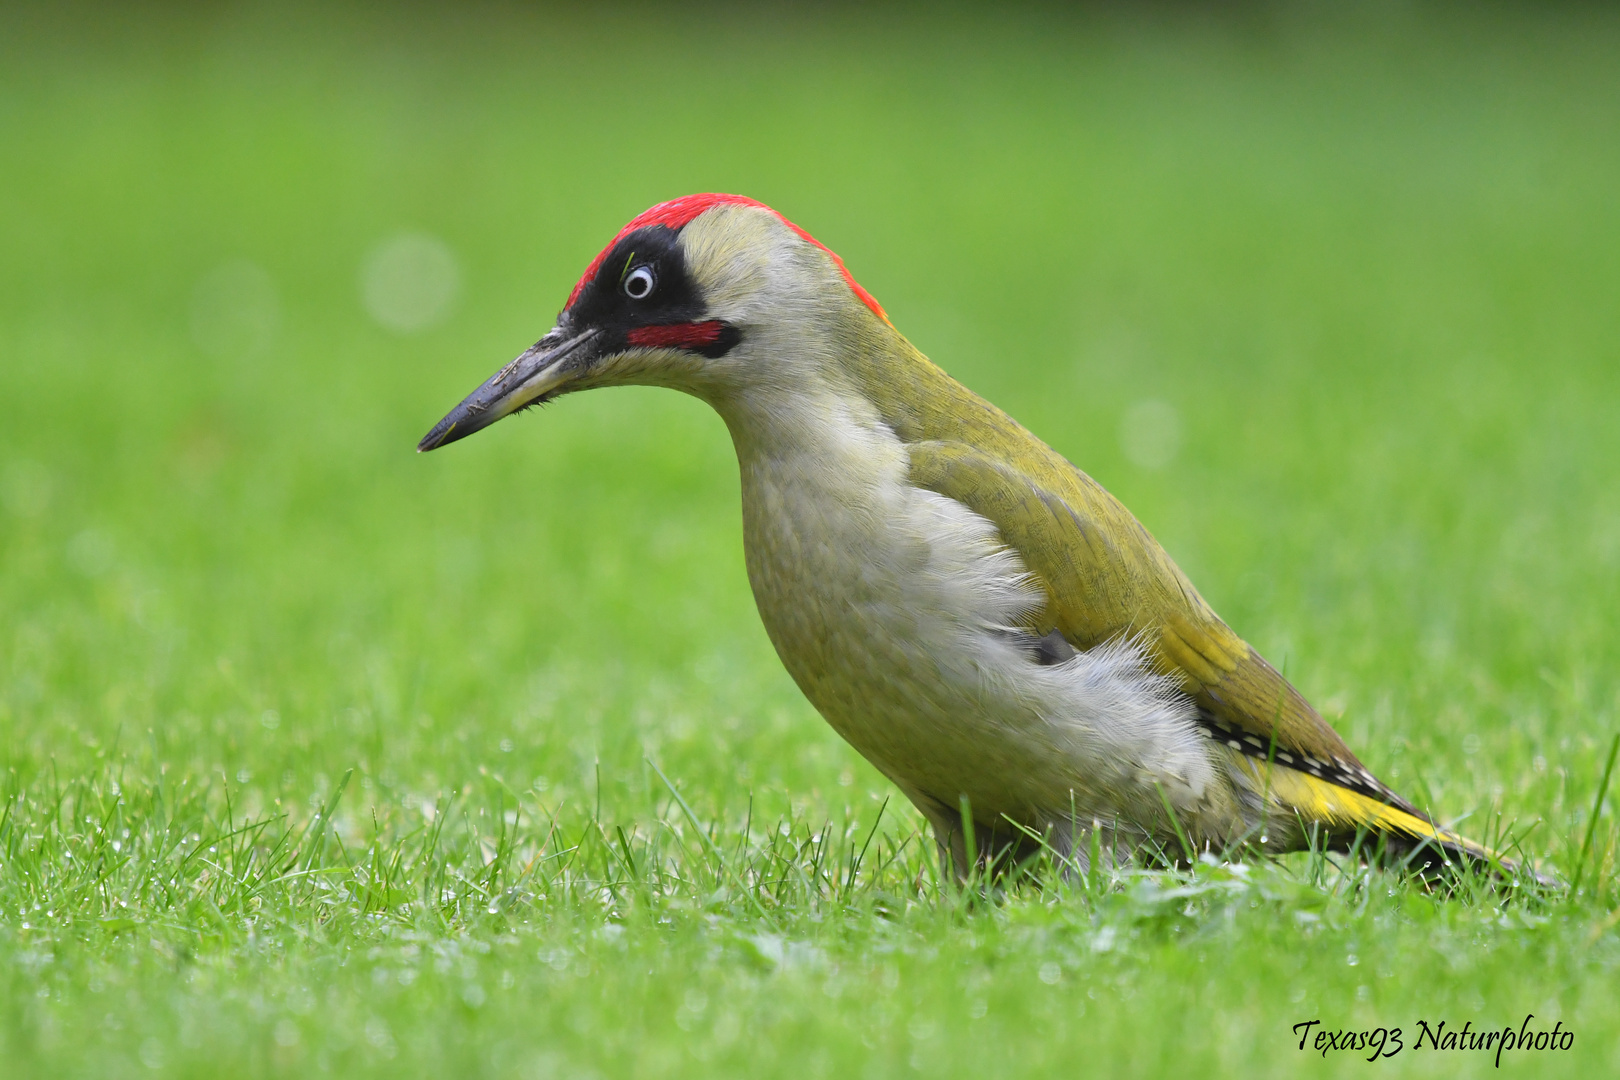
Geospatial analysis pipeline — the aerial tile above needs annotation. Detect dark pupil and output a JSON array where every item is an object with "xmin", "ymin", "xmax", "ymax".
[{"xmin": 627, "ymin": 267, "xmax": 652, "ymax": 298}]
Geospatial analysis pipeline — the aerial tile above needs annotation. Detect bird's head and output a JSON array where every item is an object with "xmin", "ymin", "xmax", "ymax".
[{"xmin": 417, "ymin": 194, "xmax": 889, "ymax": 452}]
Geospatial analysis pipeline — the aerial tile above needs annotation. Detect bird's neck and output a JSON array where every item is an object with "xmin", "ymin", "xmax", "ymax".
[
  {"xmin": 716, "ymin": 377, "xmax": 904, "ymax": 502},
  {"xmin": 701, "ymin": 316, "xmax": 993, "ymax": 455},
  {"xmin": 695, "ymin": 325, "xmax": 916, "ymax": 585}
]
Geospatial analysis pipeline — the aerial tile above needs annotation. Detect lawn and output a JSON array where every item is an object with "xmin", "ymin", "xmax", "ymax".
[{"xmin": 3, "ymin": 4, "xmax": 1619, "ymax": 1077}]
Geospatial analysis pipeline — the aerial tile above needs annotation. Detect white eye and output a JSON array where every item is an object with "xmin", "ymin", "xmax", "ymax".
[{"xmin": 623, "ymin": 265, "xmax": 656, "ymax": 300}]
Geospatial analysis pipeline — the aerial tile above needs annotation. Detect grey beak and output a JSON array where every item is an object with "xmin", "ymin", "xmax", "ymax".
[{"xmin": 417, "ymin": 326, "xmax": 599, "ymax": 452}]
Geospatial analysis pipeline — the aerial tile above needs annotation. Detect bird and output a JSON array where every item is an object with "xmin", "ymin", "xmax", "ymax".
[{"xmin": 419, "ymin": 192, "xmax": 1518, "ymax": 880}]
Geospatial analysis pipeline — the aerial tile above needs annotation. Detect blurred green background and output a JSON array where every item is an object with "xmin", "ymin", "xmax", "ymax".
[{"xmin": 3, "ymin": 3, "xmax": 1619, "ymax": 1077}]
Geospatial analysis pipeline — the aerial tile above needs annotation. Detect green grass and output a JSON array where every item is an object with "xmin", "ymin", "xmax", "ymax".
[{"xmin": 3, "ymin": 3, "xmax": 1620, "ymax": 1076}]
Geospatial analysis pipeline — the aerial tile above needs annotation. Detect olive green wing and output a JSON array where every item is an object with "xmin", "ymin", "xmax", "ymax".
[
  {"xmin": 903, "ymin": 437, "xmax": 1402, "ymax": 802},
  {"xmin": 838, "ymin": 324, "xmax": 1513, "ymax": 862}
]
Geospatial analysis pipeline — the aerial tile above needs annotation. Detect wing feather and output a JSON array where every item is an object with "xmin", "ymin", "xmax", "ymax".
[
  {"xmin": 904, "ymin": 438, "xmax": 1424, "ymax": 815},
  {"xmin": 834, "ymin": 331, "xmax": 1514, "ymax": 868}
]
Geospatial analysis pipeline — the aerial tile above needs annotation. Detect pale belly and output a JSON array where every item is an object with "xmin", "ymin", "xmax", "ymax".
[{"xmin": 734, "ymin": 431, "xmax": 1234, "ymax": 842}]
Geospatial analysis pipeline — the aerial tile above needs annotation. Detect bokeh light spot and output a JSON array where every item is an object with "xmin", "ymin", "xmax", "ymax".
[
  {"xmin": 361, "ymin": 233, "xmax": 461, "ymax": 335},
  {"xmin": 1119, "ymin": 399, "xmax": 1182, "ymax": 470}
]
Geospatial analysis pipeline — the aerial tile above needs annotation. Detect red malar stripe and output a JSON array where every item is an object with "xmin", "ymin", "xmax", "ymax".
[
  {"xmin": 626, "ymin": 321, "xmax": 724, "ymax": 350},
  {"xmin": 566, "ymin": 194, "xmax": 887, "ymax": 322}
]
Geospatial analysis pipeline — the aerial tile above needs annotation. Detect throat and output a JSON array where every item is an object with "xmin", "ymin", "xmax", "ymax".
[
  {"xmin": 721, "ymin": 382, "xmax": 919, "ymax": 670},
  {"xmin": 719, "ymin": 379, "xmax": 907, "ymax": 509}
]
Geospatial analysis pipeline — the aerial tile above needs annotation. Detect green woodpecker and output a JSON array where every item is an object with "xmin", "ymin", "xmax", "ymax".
[{"xmin": 420, "ymin": 193, "xmax": 1509, "ymax": 876}]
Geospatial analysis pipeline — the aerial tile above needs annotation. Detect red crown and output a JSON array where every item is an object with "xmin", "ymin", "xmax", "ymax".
[{"xmin": 566, "ymin": 194, "xmax": 885, "ymax": 321}]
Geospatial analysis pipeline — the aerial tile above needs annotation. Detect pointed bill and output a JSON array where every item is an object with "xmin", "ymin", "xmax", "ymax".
[{"xmin": 417, "ymin": 326, "xmax": 599, "ymax": 452}]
